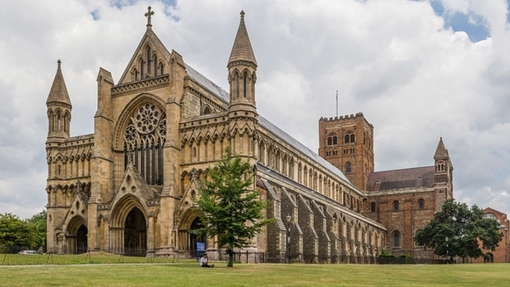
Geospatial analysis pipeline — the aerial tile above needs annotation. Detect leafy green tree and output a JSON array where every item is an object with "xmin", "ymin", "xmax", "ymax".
[
  {"xmin": 414, "ymin": 199, "xmax": 503, "ymax": 261},
  {"xmin": 27, "ymin": 210, "xmax": 47, "ymax": 251},
  {"xmin": 193, "ymin": 147, "xmax": 274, "ymax": 267},
  {"xmin": 0, "ymin": 213, "xmax": 34, "ymax": 253}
]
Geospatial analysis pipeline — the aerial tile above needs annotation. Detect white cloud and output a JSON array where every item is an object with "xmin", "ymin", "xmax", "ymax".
[{"xmin": 1, "ymin": 0, "xmax": 510, "ymax": 219}]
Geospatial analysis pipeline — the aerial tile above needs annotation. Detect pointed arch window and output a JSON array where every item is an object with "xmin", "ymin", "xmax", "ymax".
[
  {"xmin": 124, "ymin": 103, "xmax": 166, "ymax": 185},
  {"xmin": 370, "ymin": 202, "xmax": 376, "ymax": 212},
  {"xmin": 345, "ymin": 162, "xmax": 352, "ymax": 173},
  {"xmin": 418, "ymin": 198, "xmax": 424, "ymax": 209},
  {"xmin": 243, "ymin": 72, "xmax": 248, "ymax": 97},
  {"xmin": 153, "ymin": 55, "xmax": 157, "ymax": 76},
  {"xmin": 393, "ymin": 200, "xmax": 399, "ymax": 211},
  {"xmin": 393, "ymin": 231, "xmax": 400, "ymax": 247},
  {"xmin": 140, "ymin": 58, "xmax": 145, "ymax": 79},
  {"xmin": 146, "ymin": 46, "xmax": 152, "ymax": 75},
  {"xmin": 236, "ymin": 72, "xmax": 240, "ymax": 98}
]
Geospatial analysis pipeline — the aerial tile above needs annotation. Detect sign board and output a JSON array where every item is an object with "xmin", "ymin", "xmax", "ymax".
[{"xmin": 196, "ymin": 242, "xmax": 206, "ymax": 260}]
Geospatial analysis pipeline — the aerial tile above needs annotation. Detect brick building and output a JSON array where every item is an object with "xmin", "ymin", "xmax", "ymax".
[
  {"xmin": 319, "ymin": 114, "xmax": 453, "ymax": 258},
  {"xmin": 472, "ymin": 208, "xmax": 510, "ymax": 263}
]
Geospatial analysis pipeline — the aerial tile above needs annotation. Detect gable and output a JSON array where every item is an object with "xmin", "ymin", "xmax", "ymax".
[{"xmin": 117, "ymin": 28, "xmax": 172, "ymax": 85}]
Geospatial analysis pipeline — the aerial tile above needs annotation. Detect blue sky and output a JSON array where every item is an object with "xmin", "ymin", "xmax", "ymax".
[{"xmin": 1, "ymin": 0, "xmax": 509, "ymax": 219}]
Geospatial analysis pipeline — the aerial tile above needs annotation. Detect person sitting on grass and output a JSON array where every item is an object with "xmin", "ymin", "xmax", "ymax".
[{"xmin": 200, "ymin": 253, "xmax": 214, "ymax": 268}]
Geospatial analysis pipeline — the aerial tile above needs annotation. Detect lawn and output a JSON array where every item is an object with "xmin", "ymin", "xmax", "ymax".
[{"xmin": 1, "ymin": 260, "xmax": 509, "ymax": 287}]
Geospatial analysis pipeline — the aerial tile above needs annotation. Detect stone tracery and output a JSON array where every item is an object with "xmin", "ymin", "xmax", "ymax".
[{"xmin": 124, "ymin": 103, "xmax": 166, "ymax": 185}]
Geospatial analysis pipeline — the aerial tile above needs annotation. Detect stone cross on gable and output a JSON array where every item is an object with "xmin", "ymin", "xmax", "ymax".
[{"xmin": 145, "ymin": 6, "xmax": 154, "ymax": 27}]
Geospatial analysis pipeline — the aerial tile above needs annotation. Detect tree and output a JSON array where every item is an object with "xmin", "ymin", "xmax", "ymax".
[
  {"xmin": 27, "ymin": 210, "xmax": 47, "ymax": 251},
  {"xmin": 193, "ymin": 147, "xmax": 274, "ymax": 267},
  {"xmin": 414, "ymin": 199, "xmax": 503, "ymax": 261},
  {"xmin": 0, "ymin": 213, "xmax": 34, "ymax": 253}
]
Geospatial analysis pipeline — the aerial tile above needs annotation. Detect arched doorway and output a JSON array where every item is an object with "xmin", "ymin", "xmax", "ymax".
[
  {"xmin": 485, "ymin": 253, "xmax": 494, "ymax": 263},
  {"xmin": 189, "ymin": 217, "xmax": 206, "ymax": 257},
  {"xmin": 124, "ymin": 207, "xmax": 147, "ymax": 256},
  {"xmin": 76, "ymin": 225, "xmax": 88, "ymax": 254}
]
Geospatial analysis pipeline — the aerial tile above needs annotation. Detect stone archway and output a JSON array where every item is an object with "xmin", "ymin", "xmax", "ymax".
[
  {"xmin": 65, "ymin": 216, "xmax": 87, "ymax": 254},
  {"xmin": 76, "ymin": 225, "xmax": 88, "ymax": 254},
  {"xmin": 189, "ymin": 217, "xmax": 206, "ymax": 257},
  {"xmin": 124, "ymin": 207, "xmax": 147, "ymax": 256},
  {"xmin": 109, "ymin": 195, "xmax": 148, "ymax": 256}
]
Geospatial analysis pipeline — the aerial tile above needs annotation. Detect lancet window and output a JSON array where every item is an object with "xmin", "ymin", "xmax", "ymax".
[{"xmin": 124, "ymin": 103, "xmax": 166, "ymax": 185}]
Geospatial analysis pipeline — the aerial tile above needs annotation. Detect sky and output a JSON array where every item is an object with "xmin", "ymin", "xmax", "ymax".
[{"xmin": 1, "ymin": 0, "xmax": 510, "ymax": 219}]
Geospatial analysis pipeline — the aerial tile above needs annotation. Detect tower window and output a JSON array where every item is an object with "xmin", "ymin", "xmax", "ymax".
[
  {"xmin": 344, "ymin": 132, "xmax": 355, "ymax": 144},
  {"xmin": 393, "ymin": 200, "xmax": 399, "ymax": 211},
  {"xmin": 243, "ymin": 72, "xmax": 247, "ymax": 97},
  {"xmin": 393, "ymin": 231, "xmax": 400, "ymax": 247},
  {"xmin": 345, "ymin": 162, "xmax": 352, "ymax": 173},
  {"xmin": 333, "ymin": 136, "xmax": 337, "ymax": 145},
  {"xmin": 418, "ymin": 199, "xmax": 424, "ymax": 209},
  {"xmin": 370, "ymin": 202, "xmax": 376, "ymax": 212},
  {"xmin": 327, "ymin": 137, "xmax": 332, "ymax": 145}
]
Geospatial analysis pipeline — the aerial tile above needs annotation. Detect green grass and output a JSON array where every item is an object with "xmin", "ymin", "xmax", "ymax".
[{"xmin": 1, "ymin": 259, "xmax": 509, "ymax": 287}]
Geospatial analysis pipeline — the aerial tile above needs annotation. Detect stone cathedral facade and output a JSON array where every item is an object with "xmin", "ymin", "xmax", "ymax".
[{"xmin": 45, "ymin": 8, "xmax": 451, "ymax": 263}]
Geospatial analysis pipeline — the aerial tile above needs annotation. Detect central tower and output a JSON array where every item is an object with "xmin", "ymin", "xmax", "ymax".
[{"xmin": 318, "ymin": 113, "xmax": 374, "ymax": 190}]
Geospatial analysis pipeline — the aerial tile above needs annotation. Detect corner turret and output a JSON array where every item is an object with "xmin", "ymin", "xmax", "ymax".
[
  {"xmin": 227, "ymin": 11, "xmax": 258, "ymax": 114},
  {"xmin": 46, "ymin": 60, "xmax": 72, "ymax": 140}
]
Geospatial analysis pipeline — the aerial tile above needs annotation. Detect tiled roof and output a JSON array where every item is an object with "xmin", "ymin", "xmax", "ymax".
[
  {"xmin": 366, "ymin": 166, "xmax": 435, "ymax": 192},
  {"xmin": 184, "ymin": 64, "xmax": 352, "ymax": 186},
  {"xmin": 185, "ymin": 64, "xmax": 230, "ymax": 103}
]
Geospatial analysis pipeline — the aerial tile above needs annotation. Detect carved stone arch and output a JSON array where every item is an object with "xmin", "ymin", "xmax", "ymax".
[
  {"xmin": 211, "ymin": 131, "xmax": 219, "ymax": 143},
  {"xmin": 188, "ymin": 136, "xmax": 196, "ymax": 147},
  {"xmin": 110, "ymin": 194, "xmax": 149, "ymax": 228},
  {"xmin": 178, "ymin": 207, "xmax": 200, "ymax": 231},
  {"xmin": 229, "ymin": 68, "xmax": 241, "ymax": 81},
  {"xmin": 219, "ymin": 131, "xmax": 227, "ymax": 142},
  {"xmin": 64, "ymin": 109, "xmax": 72, "ymax": 121},
  {"xmin": 203, "ymin": 133, "xmax": 211, "ymax": 144},
  {"xmin": 113, "ymin": 93, "xmax": 166, "ymax": 151},
  {"xmin": 65, "ymin": 215, "xmax": 88, "ymax": 254},
  {"xmin": 55, "ymin": 184, "xmax": 64, "ymax": 193},
  {"xmin": 202, "ymin": 104, "xmax": 212, "ymax": 115},
  {"xmin": 131, "ymin": 66, "xmax": 139, "ymax": 81},
  {"xmin": 109, "ymin": 194, "xmax": 148, "ymax": 256},
  {"xmin": 196, "ymin": 134, "xmax": 203, "ymax": 145},
  {"xmin": 181, "ymin": 137, "xmax": 189, "ymax": 148}
]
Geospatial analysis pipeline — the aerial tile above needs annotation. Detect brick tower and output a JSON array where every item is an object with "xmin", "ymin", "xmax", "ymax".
[{"xmin": 318, "ymin": 112, "xmax": 374, "ymax": 190}]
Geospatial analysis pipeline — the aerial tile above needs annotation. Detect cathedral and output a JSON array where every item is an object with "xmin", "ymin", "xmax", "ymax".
[{"xmin": 45, "ymin": 8, "xmax": 452, "ymax": 263}]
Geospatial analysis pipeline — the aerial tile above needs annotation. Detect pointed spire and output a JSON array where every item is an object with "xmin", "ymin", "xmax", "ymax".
[
  {"xmin": 46, "ymin": 59, "xmax": 72, "ymax": 108},
  {"xmin": 434, "ymin": 137, "xmax": 449, "ymax": 160},
  {"xmin": 228, "ymin": 10, "xmax": 257, "ymax": 68}
]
